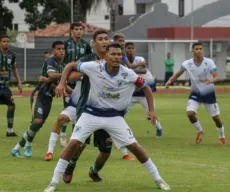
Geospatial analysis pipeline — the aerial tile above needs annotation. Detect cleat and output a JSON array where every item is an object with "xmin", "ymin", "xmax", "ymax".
[
  {"xmin": 24, "ymin": 146, "xmax": 32, "ymax": 158},
  {"xmin": 155, "ymin": 179, "xmax": 171, "ymax": 190},
  {"xmin": 6, "ymin": 132, "xmax": 18, "ymax": 137},
  {"xmin": 196, "ymin": 131, "xmax": 204, "ymax": 144},
  {"xmin": 44, "ymin": 152, "xmax": 53, "ymax": 161},
  {"xmin": 156, "ymin": 129, "xmax": 163, "ymax": 138},
  {"xmin": 60, "ymin": 136, "xmax": 68, "ymax": 148},
  {"xmin": 89, "ymin": 169, "xmax": 102, "ymax": 182},
  {"xmin": 44, "ymin": 183, "xmax": 57, "ymax": 192},
  {"xmin": 219, "ymin": 137, "xmax": 227, "ymax": 145},
  {"xmin": 11, "ymin": 149, "xmax": 23, "ymax": 158},
  {"xmin": 63, "ymin": 164, "xmax": 75, "ymax": 184},
  {"xmin": 122, "ymin": 154, "xmax": 135, "ymax": 161}
]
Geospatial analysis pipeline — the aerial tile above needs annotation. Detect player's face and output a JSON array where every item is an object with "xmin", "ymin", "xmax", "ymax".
[
  {"xmin": 53, "ymin": 44, "xmax": 65, "ymax": 60},
  {"xmin": 193, "ymin": 45, "xmax": 203, "ymax": 58},
  {"xmin": 0, "ymin": 37, "xmax": 10, "ymax": 50},
  {"xmin": 72, "ymin": 26, "xmax": 84, "ymax": 39},
  {"xmin": 106, "ymin": 47, "xmax": 122, "ymax": 68},
  {"xmin": 92, "ymin": 34, "xmax": 110, "ymax": 52},
  {"xmin": 115, "ymin": 37, "xmax": 125, "ymax": 47},
  {"xmin": 125, "ymin": 45, "xmax": 135, "ymax": 57}
]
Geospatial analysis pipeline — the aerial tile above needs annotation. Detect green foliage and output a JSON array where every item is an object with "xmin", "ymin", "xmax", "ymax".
[{"xmin": 0, "ymin": 0, "xmax": 14, "ymax": 34}]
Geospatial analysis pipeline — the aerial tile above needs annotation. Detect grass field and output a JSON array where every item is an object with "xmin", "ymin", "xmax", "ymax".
[{"xmin": 0, "ymin": 90, "xmax": 230, "ymax": 192}]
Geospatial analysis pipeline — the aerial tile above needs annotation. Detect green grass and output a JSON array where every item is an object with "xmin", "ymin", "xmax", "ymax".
[{"xmin": 0, "ymin": 93, "xmax": 230, "ymax": 192}]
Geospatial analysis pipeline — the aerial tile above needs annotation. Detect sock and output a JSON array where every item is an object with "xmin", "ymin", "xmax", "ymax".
[
  {"xmin": 155, "ymin": 120, "xmax": 162, "ymax": 130},
  {"xmin": 61, "ymin": 124, "xmax": 67, "ymax": 136},
  {"xmin": 13, "ymin": 143, "xmax": 21, "ymax": 151},
  {"xmin": 119, "ymin": 147, "xmax": 128, "ymax": 156},
  {"xmin": 216, "ymin": 126, "xmax": 225, "ymax": 138},
  {"xmin": 7, "ymin": 107, "xmax": 15, "ymax": 132},
  {"xmin": 51, "ymin": 159, "xmax": 69, "ymax": 184},
  {"xmin": 69, "ymin": 152, "xmax": 80, "ymax": 167},
  {"xmin": 90, "ymin": 162, "xmax": 104, "ymax": 174},
  {"xmin": 48, "ymin": 132, "xmax": 59, "ymax": 153},
  {"xmin": 143, "ymin": 158, "xmax": 162, "ymax": 182},
  {"xmin": 192, "ymin": 121, "xmax": 203, "ymax": 132},
  {"xmin": 19, "ymin": 123, "xmax": 42, "ymax": 147}
]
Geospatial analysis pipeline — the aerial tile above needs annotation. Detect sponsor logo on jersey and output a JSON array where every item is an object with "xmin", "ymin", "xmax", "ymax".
[{"xmin": 97, "ymin": 92, "xmax": 120, "ymax": 99}]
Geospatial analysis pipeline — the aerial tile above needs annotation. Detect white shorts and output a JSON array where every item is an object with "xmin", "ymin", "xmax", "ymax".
[
  {"xmin": 186, "ymin": 99, "xmax": 220, "ymax": 117},
  {"xmin": 60, "ymin": 106, "xmax": 77, "ymax": 124},
  {"xmin": 126, "ymin": 96, "xmax": 155, "ymax": 113},
  {"xmin": 71, "ymin": 113, "xmax": 137, "ymax": 149}
]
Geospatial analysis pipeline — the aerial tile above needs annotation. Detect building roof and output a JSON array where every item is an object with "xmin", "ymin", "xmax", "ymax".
[{"xmin": 26, "ymin": 23, "xmax": 109, "ymax": 41}]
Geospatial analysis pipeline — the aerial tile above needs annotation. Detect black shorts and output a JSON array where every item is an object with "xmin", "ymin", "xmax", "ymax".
[
  {"xmin": 63, "ymin": 83, "xmax": 76, "ymax": 108},
  {"xmin": 0, "ymin": 86, "xmax": 15, "ymax": 106},
  {"xmin": 84, "ymin": 129, "xmax": 112, "ymax": 153},
  {"xmin": 31, "ymin": 93, "xmax": 53, "ymax": 121}
]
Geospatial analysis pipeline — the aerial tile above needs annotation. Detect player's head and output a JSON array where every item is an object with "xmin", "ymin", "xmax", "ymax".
[
  {"xmin": 52, "ymin": 41, "xmax": 65, "ymax": 60},
  {"xmin": 167, "ymin": 52, "xmax": 171, "ymax": 58},
  {"xmin": 70, "ymin": 22, "xmax": 84, "ymax": 39},
  {"xmin": 105, "ymin": 43, "xmax": 122, "ymax": 68},
  {"xmin": 44, "ymin": 51, "xmax": 50, "ymax": 60},
  {"xmin": 0, "ymin": 35, "xmax": 10, "ymax": 50},
  {"xmin": 192, "ymin": 42, "xmax": 203, "ymax": 58},
  {"xmin": 92, "ymin": 30, "xmax": 110, "ymax": 52},
  {"xmin": 113, "ymin": 33, "xmax": 125, "ymax": 48},
  {"xmin": 125, "ymin": 42, "xmax": 135, "ymax": 57}
]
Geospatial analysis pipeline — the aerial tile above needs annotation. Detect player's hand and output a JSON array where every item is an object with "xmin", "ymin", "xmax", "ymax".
[
  {"xmin": 147, "ymin": 111, "xmax": 157, "ymax": 126},
  {"xmin": 165, "ymin": 80, "xmax": 172, "ymax": 88},
  {"xmin": 18, "ymin": 81, "xmax": 22, "ymax": 94},
  {"xmin": 55, "ymin": 83, "xmax": 65, "ymax": 98},
  {"xmin": 139, "ymin": 61, "xmax": 147, "ymax": 67}
]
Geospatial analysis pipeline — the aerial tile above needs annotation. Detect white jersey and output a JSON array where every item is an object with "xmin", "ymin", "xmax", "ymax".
[
  {"xmin": 68, "ymin": 81, "xmax": 82, "ymax": 106},
  {"xmin": 77, "ymin": 60, "xmax": 146, "ymax": 116},
  {"xmin": 181, "ymin": 57, "xmax": 217, "ymax": 103}
]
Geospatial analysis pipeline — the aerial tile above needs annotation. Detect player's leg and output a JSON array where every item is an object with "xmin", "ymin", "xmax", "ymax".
[
  {"xmin": 44, "ymin": 113, "xmax": 99, "ymax": 192},
  {"xmin": 138, "ymin": 96, "xmax": 163, "ymax": 138},
  {"xmin": 204, "ymin": 103, "xmax": 226, "ymax": 144},
  {"xmin": 186, "ymin": 99, "xmax": 204, "ymax": 144},
  {"xmin": 104, "ymin": 116, "xmax": 170, "ymax": 190},
  {"xmin": 60, "ymin": 96, "xmax": 70, "ymax": 147}
]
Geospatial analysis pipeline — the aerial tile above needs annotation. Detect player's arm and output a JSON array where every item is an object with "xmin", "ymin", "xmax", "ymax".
[
  {"xmin": 206, "ymin": 60, "xmax": 219, "ymax": 84},
  {"xmin": 67, "ymin": 71, "xmax": 83, "ymax": 82},
  {"xmin": 125, "ymin": 58, "xmax": 146, "ymax": 69},
  {"xmin": 12, "ymin": 62, "xmax": 22, "ymax": 93},
  {"xmin": 133, "ymin": 67, "xmax": 147, "ymax": 74},
  {"xmin": 39, "ymin": 76, "xmax": 52, "ymax": 83},
  {"xmin": 165, "ymin": 68, "xmax": 184, "ymax": 88},
  {"xmin": 65, "ymin": 85, "xmax": 73, "ymax": 94},
  {"xmin": 47, "ymin": 60, "xmax": 62, "ymax": 80},
  {"xmin": 210, "ymin": 70, "xmax": 219, "ymax": 83}
]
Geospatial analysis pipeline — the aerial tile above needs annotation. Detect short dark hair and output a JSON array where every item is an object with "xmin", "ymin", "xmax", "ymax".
[
  {"xmin": 52, "ymin": 41, "xmax": 64, "ymax": 49},
  {"xmin": 70, "ymin": 22, "xmax": 84, "ymax": 30},
  {"xmin": 44, "ymin": 51, "xmax": 49, "ymax": 54},
  {"xmin": 113, "ymin": 33, "xmax": 124, "ymax": 41},
  {"xmin": 0, "ymin": 35, "xmax": 10, "ymax": 41},
  {"xmin": 192, "ymin": 42, "xmax": 203, "ymax": 49},
  {"xmin": 106, "ymin": 43, "xmax": 122, "ymax": 52},
  {"xmin": 93, "ymin": 30, "xmax": 108, "ymax": 40},
  {"xmin": 125, "ymin": 42, "xmax": 134, "ymax": 48}
]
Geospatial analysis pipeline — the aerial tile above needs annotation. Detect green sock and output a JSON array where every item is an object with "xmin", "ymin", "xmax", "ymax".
[
  {"xmin": 61, "ymin": 124, "xmax": 67, "ymax": 134},
  {"xmin": 69, "ymin": 151, "xmax": 79, "ymax": 167},
  {"xmin": 90, "ymin": 163, "xmax": 104, "ymax": 174},
  {"xmin": 7, "ymin": 107, "xmax": 15, "ymax": 129},
  {"xmin": 18, "ymin": 123, "xmax": 42, "ymax": 147}
]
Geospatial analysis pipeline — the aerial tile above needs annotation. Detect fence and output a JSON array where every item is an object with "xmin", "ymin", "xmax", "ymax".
[{"xmin": 10, "ymin": 38, "xmax": 230, "ymax": 82}]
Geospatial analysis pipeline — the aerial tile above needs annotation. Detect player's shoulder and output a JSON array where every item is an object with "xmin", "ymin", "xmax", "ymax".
[
  {"xmin": 134, "ymin": 56, "xmax": 145, "ymax": 61},
  {"xmin": 119, "ymin": 64, "xmax": 136, "ymax": 75},
  {"xmin": 79, "ymin": 53, "xmax": 95, "ymax": 62},
  {"xmin": 7, "ymin": 50, "xmax": 16, "ymax": 57},
  {"xmin": 182, "ymin": 58, "xmax": 193, "ymax": 66},
  {"xmin": 81, "ymin": 39, "xmax": 90, "ymax": 46},
  {"xmin": 203, "ymin": 57, "xmax": 215, "ymax": 64},
  {"xmin": 46, "ymin": 57, "xmax": 56, "ymax": 65},
  {"xmin": 64, "ymin": 38, "xmax": 72, "ymax": 44}
]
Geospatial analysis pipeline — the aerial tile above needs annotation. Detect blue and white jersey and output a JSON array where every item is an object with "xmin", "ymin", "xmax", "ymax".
[
  {"xmin": 77, "ymin": 60, "xmax": 147, "ymax": 117},
  {"xmin": 68, "ymin": 81, "xmax": 82, "ymax": 107},
  {"xmin": 131, "ymin": 56, "xmax": 155, "ymax": 96},
  {"xmin": 181, "ymin": 57, "xmax": 217, "ymax": 104}
]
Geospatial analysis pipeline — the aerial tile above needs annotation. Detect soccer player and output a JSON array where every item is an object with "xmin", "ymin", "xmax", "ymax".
[
  {"xmin": 44, "ymin": 43, "xmax": 171, "ymax": 192},
  {"xmin": 0, "ymin": 35, "xmax": 22, "ymax": 136},
  {"xmin": 60, "ymin": 22, "xmax": 92, "ymax": 147},
  {"xmin": 11, "ymin": 41, "xmax": 65, "ymax": 158},
  {"xmin": 165, "ymin": 42, "xmax": 226, "ymax": 144}
]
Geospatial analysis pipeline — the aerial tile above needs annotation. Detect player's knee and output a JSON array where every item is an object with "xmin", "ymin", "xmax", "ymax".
[
  {"xmin": 187, "ymin": 110, "xmax": 196, "ymax": 118},
  {"xmin": 32, "ymin": 118, "xmax": 44, "ymax": 126},
  {"xmin": 57, "ymin": 114, "xmax": 70, "ymax": 125},
  {"xmin": 7, "ymin": 104, "xmax": 15, "ymax": 110},
  {"xmin": 212, "ymin": 115, "xmax": 222, "ymax": 125}
]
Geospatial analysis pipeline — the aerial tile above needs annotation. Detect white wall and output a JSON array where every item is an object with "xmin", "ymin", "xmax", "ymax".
[
  {"xmin": 123, "ymin": 0, "xmax": 136, "ymax": 15},
  {"xmin": 86, "ymin": 1, "xmax": 110, "ymax": 29}
]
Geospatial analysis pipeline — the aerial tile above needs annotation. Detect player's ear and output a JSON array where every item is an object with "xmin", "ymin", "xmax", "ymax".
[{"xmin": 91, "ymin": 40, "xmax": 96, "ymax": 47}]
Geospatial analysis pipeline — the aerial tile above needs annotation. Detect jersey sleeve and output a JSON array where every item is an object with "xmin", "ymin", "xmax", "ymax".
[
  {"xmin": 12, "ymin": 53, "xmax": 16, "ymax": 65},
  {"xmin": 180, "ymin": 61, "xmax": 187, "ymax": 71},
  {"xmin": 85, "ymin": 43, "xmax": 93, "ymax": 55},
  {"xmin": 47, "ymin": 59, "xmax": 57, "ymax": 73},
  {"xmin": 127, "ymin": 68, "xmax": 147, "ymax": 89},
  {"xmin": 209, "ymin": 59, "xmax": 217, "ymax": 72},
  {"xmin": 77, "ymin": 61, "xmax": 96, "ymax": 75}
]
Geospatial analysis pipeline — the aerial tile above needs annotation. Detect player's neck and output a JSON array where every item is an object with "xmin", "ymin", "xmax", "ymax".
[
  {"xmin": 0, "ymin": 47, "xmax": 7, "ymax": 55},
  {"xmin": 72, "ymin": 37, "xmax": 81, "ymax": 43},
  {"xmin": 193, "ymin": 57, "xmax": 203, "ymax": 65},
  {"xmin": 95, "ymin": 50, "xmax": 105, "ymax": 59},
  {"xmin": 127, "ymin": 55, "xmax": 134, "ymax": 63},
  {"xmin": 105, "ymin": 64, "xmax": 119, "ymax": 76}
]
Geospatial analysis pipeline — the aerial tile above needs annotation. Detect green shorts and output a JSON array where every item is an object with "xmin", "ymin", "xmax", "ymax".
[{"xmin": 0, "ymin": 86, "xmax": 15, "ymax": 106}]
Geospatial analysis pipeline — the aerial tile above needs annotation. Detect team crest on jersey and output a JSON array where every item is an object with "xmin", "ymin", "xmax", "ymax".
[
  {"xmin": 80, "ymin": 48, "xmax": 85, "ymax": 54},
  {"xmin": 7, "ymin": 58, "xmax": 12, "ymax": 64},
  {"xmin": 188, "ymin": 62, "xmax": 193, "ymax": 68},
  {"xmin": 117, "ymin": 79, "xmax": 124, "ymax": 87},
  {"xmin": 121, "ymin": 72, "xmax": 128, "ymax": 79}
]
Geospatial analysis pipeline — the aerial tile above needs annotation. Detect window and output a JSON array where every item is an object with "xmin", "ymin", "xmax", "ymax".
[
  {"xmin": 136, "ymin": 3, "xmax": 145, "ymax": 14},
  {"xmin": 14, "ymin": 23, "xmax": 18, "ymax": 31},
  {"xmin": 118, "ymin": 4, "xmax": 123, "ymax": 15},
  {"xmin": 104, "ymin": 15, "xmax": 109, "ymax": 20}
]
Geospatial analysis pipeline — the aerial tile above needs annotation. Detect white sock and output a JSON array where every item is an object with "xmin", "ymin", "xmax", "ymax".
[
  {"xmin": 51, "ymin": 159, "xmax": 69, "ymax": 184},
  {"xmin": 25, "ymin": 141, "xmax": 32, "ymax": 147},
  {"xmin": 143, "ymin": 158, "xmax": 162, "ymax": 182},
  {"xmin": 60, "ymin": 132, "xmax": 67, "ymax": 137},
  {"xmin": 7, "ymin": 128, "xmax": 13, "ymax": 133},
  {"xmin": 192, "ymin": 121, "xmax": 203, "ymax": 132},
  {"xmin": 13, "ymin": 143, "xmax": 21, "ymax": 151},
  {"xmin": 155, "ymin": 120, "xmax": 162, "ymax": 130},
  {"xmin": 119, "ymin": 147, "xmax": 128, "ymax": 156},
  {"xmin": 48, "ymin": 132, "xmax": 59, "ymax": 153},
  {"xmin": 216, "ymin": 126, "xmax": 225, "ymax": 138}
]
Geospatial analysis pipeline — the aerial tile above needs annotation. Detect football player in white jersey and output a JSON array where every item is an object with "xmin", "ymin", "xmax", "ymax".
[
  {"xmin": 44, "ymin": 43, "xmax": 171, "ymax": 192},
  {"xmin": 165, "ymin": 42, "xmax": 226, "ymax": 145}
]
